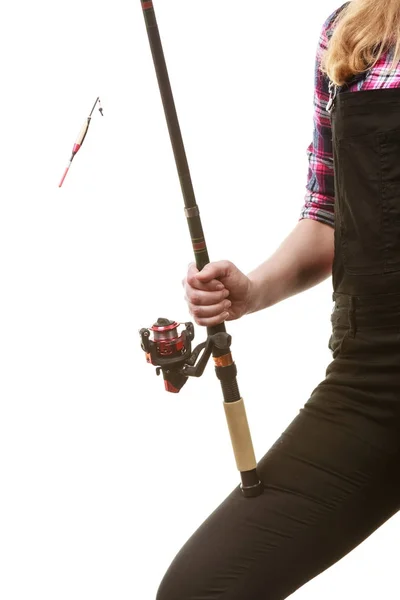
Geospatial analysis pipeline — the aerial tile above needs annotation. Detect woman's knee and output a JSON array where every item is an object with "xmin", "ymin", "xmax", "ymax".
[{"xmin": 155, "ymin": 565, "xmax": 182, "ymax": 600}]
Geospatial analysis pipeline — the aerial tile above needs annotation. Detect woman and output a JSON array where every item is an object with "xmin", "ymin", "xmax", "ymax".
[{"xmin": 157, "ymin": 1, "xmax": 400, "ymax": 598}]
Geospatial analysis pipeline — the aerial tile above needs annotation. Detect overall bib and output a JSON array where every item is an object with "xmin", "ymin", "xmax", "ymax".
[
  {"xmin": 156, "ymin": 89, "xmax": 400, "ymax": 600},
  {"xmin": 331, "ymin": 85, "xmax": 400, "ymax": 296}
]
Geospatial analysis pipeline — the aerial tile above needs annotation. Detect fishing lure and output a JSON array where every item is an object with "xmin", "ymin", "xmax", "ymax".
[{"xmin": 58, "ymin": 97, "xmax": 103, "ymax": 187}]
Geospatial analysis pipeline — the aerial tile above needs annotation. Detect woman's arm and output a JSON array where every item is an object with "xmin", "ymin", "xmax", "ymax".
[
  {"xmin": 246, "ymin": 12, "xmax": 340, "ymax": 314},
  {"xmin": 246, "ymin": 218, "xmax": 334, "ymax": 313}
]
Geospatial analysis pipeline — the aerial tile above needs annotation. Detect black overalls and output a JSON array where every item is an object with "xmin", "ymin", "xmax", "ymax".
[{"xmin": 156, "ymin": 88, "xmax": 400, "ymax": 600}]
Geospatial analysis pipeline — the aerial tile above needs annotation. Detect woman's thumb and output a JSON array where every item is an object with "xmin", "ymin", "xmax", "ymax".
[
  {"xmin": 198, "ymin": 261, "xmax": 232, "ymax": 283},
  {"xmin": 196, "ymin": 263, "xmax": 219, "ymax": 282}
]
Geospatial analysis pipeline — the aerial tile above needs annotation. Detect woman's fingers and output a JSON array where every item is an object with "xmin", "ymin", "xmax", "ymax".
[
  {"xmin": 182, "ymin": 260, "xmax": 247, "ymax": 325},
  {"xmin": 185, "ymin": 286, "xmax": 230, "ymax": 307},
  {"xmin": 189, "ymin": 297, "xmax": 232, "ymax": 321},
  {"xmin": 191, "ymin": 309, "xmax": 231, "ymax": 327}
]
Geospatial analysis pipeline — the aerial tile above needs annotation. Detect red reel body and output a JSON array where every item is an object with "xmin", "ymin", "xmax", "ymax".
[{"xmin": 140, "ymin": 318, "xmax": 194, "ymax": 392}]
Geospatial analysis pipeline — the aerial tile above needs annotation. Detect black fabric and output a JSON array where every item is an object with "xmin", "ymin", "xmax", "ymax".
[{"xmin": 156, "ymin": 88, "xmax": 400, "ymax": 599}]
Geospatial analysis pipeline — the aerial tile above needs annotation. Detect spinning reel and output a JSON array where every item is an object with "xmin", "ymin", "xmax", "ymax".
[{"xmin": 139, "ymin": 318, "xmax": 232, "ymax": 393}]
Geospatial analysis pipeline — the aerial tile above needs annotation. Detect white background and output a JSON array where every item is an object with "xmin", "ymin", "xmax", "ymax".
[{"xmin": 0, "ymin": 0, "xmax": 399, "ymax": 598}]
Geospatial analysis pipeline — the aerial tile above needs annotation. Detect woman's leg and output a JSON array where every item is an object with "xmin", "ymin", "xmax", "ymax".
[{"xmin": 156, "ymin": 324, "xmax": 400, "ymax": 600}]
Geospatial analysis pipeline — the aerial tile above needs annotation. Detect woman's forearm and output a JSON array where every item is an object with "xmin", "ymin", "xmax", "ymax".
[{"xmin": 246, "ymin": 218, "xmax": 334, "ymax": 314}]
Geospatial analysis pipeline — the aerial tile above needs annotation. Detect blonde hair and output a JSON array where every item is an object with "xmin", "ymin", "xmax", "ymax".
[{"xmin": 321, "ymin": 0, "xmax": 400, "ymax": 86}]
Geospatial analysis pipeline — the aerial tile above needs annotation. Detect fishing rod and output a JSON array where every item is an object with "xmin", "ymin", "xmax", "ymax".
[
  {"xmin": 59, "ymin": 97, "xmax": 104, "ymax": 188},
  {"xmin": 138, "ymin": 0, "xmax": 263, "ymax": 498}
]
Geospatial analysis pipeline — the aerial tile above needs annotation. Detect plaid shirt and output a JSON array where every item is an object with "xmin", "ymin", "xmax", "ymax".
[{"xmin": 299, "ymin": 2, "xmax": 400, "ymax": 227}]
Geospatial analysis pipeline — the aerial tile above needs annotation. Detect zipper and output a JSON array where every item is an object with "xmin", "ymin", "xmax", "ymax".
[{"xmin": 326, "ymin": 80, "xmax": 337, "ymax": 114}]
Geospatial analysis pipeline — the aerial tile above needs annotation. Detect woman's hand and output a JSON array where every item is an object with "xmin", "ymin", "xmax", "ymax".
[{"xmin": 182, "ymin": 260, "xmax": 253, "ymax": 327}]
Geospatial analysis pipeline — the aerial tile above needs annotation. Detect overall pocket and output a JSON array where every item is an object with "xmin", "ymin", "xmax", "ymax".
[
  {"xmin": 378, "ymin": 127, "xmax": 400, "ymax": 273},
  {"xmin": 328, "ymin": 327, "xmax": 352, "ymax": 358},
  {"xmin": 337, "ymin": 132, "xmax": 383, "ymax": 276},
  {"xmin": 328, "ymin": 307, "xmax": 353, "ymax": 357}
]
